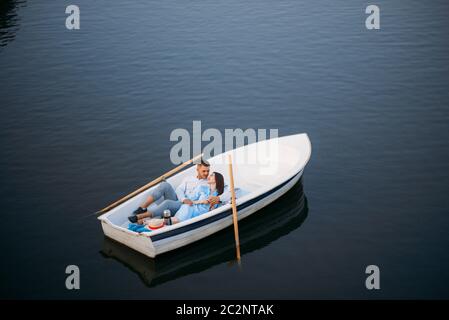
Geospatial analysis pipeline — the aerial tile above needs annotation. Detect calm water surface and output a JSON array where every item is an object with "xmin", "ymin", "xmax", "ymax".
[{"xmin": 1, "ymin": 0, "xmax": 449, "ymax": 299}]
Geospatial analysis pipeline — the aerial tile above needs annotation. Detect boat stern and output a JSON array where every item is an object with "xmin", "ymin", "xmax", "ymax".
[{"xmin": 100, "ymin": 218, "xmax": 156, "ymax": 258}]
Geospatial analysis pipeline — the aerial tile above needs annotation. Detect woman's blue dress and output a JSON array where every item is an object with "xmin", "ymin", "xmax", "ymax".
[{"xmin": 175, "ymin": 185, "xmax": 218, "ymax": 222}]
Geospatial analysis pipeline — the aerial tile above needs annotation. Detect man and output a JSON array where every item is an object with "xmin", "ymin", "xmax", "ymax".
[{"xmin": 128, "ymin": 159, "xmax": 230, "ymax": 224}]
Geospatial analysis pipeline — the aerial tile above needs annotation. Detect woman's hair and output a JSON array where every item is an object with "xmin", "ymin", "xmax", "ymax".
[{"xmin": 213, "ymin": 172, "xmax": 225, "ymax": 195}]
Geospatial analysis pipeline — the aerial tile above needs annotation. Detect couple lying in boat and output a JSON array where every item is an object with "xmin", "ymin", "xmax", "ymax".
[{"xmin": 127, "ymin": 159, "xmax": 230, "ymax": 232}]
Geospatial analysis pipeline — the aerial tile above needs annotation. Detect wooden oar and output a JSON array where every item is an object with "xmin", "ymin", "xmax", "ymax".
[
  {"xmin": 95, "ymin": 153, "xmax": 204, "ymax": 215},
  {"xmin": 227, "ymin": 154, "xmax": 241, "ymax": 262}
]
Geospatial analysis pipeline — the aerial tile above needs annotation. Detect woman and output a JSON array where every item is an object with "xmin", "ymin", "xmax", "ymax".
[{"xmin": 147, "ymin": 172, "xmax": 225, "ymax": 228}]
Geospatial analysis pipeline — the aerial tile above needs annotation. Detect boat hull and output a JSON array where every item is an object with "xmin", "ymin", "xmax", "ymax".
[{"xmin": 101, "ymin": 169, "xmax": 302, "ymax": 258}]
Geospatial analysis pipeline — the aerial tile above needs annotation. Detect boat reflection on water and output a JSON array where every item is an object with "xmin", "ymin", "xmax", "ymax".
[{"xmin": 100, "ymin": 178, "xmax": 308, "ymax": 287}]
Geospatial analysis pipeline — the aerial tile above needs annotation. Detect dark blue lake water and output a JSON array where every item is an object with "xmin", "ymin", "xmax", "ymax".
[{"xmin": 1, "ymin": 0, "xmax": 449, "ymax": 299}]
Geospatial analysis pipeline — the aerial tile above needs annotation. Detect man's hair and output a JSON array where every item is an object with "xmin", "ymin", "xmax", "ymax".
[{"xmin": 198, "ymin": 158, "xmax": 210, "ymax": 167}]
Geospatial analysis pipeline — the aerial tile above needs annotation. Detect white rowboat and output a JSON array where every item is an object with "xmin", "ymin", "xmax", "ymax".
[{"xmin": 98, "ymin": 133, "xmax": 312, "ymax": 258}]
